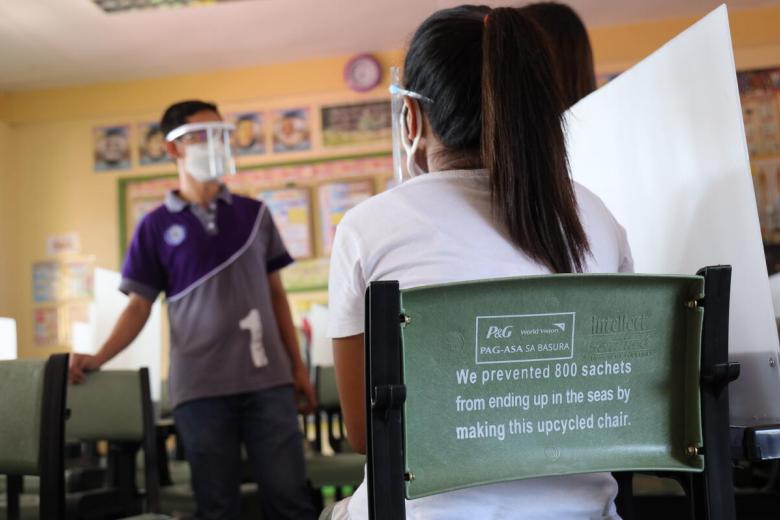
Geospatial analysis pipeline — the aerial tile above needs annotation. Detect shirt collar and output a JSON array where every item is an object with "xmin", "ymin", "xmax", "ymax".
[{"xmin": 165, "ymin": 184, "xmax": 232, "ymax": 213}]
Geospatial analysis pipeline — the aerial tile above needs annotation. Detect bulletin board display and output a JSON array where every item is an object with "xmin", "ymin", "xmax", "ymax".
[
  {"xmin": 118, "ymin": 153, "xmax": 394, "ymax": 298},
  {"xmin": 31, "ymin": 256, "xmax": 95, "ymax": 347},
  {"xmin": 739, "ymin": 67, "xmax": 780, "ymax": 254}
]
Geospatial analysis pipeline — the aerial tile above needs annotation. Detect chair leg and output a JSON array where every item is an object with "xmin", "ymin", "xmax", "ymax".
[
  {"xmin": 612, "ymin": 471, "xmax": 635, "ymax": 520},
  {"xmin": 7, "ymin": 474, "xmax": 21, "ymax": 520}
]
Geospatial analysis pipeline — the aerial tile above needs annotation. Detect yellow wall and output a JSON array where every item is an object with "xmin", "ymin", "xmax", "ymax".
[
  {"xmin": 0, "ymin": 120, "xmax": 12, "ymax": 318},
  {"xmin": 591, "ymin": 4, "xmax": 780, "ymax": 73},
  {"xmin": 4, "ymin": 5, "xmax": 780, "ymax": 359}
]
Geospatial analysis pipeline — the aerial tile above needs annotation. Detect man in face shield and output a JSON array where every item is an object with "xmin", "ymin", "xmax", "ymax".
[{"xmin": 69, "ymin": 100, "xmax": 317, "ymax": 520}]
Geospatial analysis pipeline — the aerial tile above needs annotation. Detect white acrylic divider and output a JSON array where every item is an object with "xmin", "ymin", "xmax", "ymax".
[
  {"xmin": 308, "ymin": 304, "xmax": 334, "ymax": 367},
  {"xmin": 73, "ymin": 268, "xmax": 163, "ymax": 401},
  {"xmin": 566, "ymin": 4, "xmax": 780, "ymax": 425},
  {"xmin": 0, "ymin": 317, "xmax": 17, "ymax": 360}
]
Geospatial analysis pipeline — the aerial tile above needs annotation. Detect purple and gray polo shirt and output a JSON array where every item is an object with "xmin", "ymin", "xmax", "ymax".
[{"xmin": 120, "ymin": 185, "xmax": 295, "ymax": 408}]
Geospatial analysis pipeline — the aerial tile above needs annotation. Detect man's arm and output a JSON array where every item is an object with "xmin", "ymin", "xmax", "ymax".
[
  {"xmin": 268, "ymin": 271, "xmax": 317, "ymax": 414},
  {"xmin": 333, "ymin": 334, "xmax": 365, "ymax": 454},
  {"xmin": 68, "ymin": 293, "xmax": 153, "ymax": 384}
]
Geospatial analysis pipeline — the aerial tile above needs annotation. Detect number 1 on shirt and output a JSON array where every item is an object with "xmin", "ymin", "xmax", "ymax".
[{"xmin": 239, "ymin": 309, "xmax": 268, "ymax": 367}]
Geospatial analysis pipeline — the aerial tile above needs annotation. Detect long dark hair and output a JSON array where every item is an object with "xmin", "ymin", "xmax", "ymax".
[
  {"xmin": 403, "ymin": 5, "xmax": 590, "ymax": 273},
  {"xmin": 520, "ymin": 2, "xmax": 596, "ymax": 108}
]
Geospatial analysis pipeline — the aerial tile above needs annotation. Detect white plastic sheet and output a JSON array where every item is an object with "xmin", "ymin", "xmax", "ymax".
[
  {"xmin": 74, "ymin": 268, "xmax": 163, "ymax": 401},
  {"xmin": 566, "ymin": 5, "xmax": 780, "ymax": 425},
  {"xmin": 0, "ymin": 317, "xmax": 17, "ymax": 360}
]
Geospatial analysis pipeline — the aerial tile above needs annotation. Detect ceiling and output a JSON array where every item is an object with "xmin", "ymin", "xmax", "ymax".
[{"xmin": 1, "ymin": 0, "xmax": 779, "ymax": 91}]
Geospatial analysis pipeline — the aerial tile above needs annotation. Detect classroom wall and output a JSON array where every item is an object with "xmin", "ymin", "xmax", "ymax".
[
  {"xmin": 1, "ymin": 49, "xmax": 403, "ymax": 360},
  {"xmin": 0, "ymin": 119, "xmax": 12, "ymax": 318},
  {"xmin": 591, "ymin": 4, "xmax": 780, "ymax": 73},
  {"xmin": 4, "ymin": 4, "xmax": 780, "ymax": 359}
]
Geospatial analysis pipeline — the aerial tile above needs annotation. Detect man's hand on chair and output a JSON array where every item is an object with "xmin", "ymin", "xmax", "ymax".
[{"xmin": 68, "ymin": 353, "xmax": 103, "ymax": 384}]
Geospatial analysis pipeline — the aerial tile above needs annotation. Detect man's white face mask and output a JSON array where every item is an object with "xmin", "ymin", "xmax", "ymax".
[{"xmin": 166, "ymin": 122, "xmax": 236, "ymax": 182}]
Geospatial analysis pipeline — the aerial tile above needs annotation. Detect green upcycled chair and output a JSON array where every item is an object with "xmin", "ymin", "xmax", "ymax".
[
  {"xmin": 365, "ymin": 265, "xmax": 739, "ymax": 520},
  {"xmin": 313, "ymin": 366, "xmax": 353, "ymax": 454},
  {"xmin": 66, "ymin": 368, "xmax": 162, "ymax": 518},
  {"xmin": 307, "ymin": 366, "xmax": 365, "ymax": 510},
  {"xmin": 0, "ymin": 354, "xmax": 69, "ymax": 520}
]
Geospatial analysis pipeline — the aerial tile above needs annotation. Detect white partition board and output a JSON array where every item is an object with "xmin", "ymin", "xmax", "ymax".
[
  {"xmin": 0, "ymin": 317, "xmax": 17, "ymax": 360},
  {"xmin": 79, "ymin": 268, "xmax": 163, "ymax": 401},
  {"xmin": 566, "ymin": 5, "xmax": 780, "ymax": 425},
  {"xmin": 308, "ymin": 304, "xmax": 334, "ymax": 367}
]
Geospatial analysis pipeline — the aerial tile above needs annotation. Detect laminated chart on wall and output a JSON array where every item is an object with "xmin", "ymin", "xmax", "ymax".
[
  {"xmin": 318, "ymin": 180, "xmax": 374, "ymax": 255},
  {"xmin": 565, "ymin": 5, "xmax": 780, "ymax": 425},
  {"xmin": 258, "ymin": 187, "xmax": 313, "ymax": 259},
  {"xmin": 31, "ymin": 257, "xmax": 95, "ymax": 347}
]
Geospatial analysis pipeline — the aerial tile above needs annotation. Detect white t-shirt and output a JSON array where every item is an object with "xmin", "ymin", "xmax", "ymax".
[{"xmin": 327, "ymin": 169, "xmax": 633, "ymax": 520}]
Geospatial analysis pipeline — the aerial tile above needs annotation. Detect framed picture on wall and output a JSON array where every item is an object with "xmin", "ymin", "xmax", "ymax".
[
  {"xmin": 228, "ymin": 112, "xmax": 266, "ymax": 156},
  {"xmin": 321, "ymin": 100, "xmax": 392, "ymax": 147},
  {"xmin": 137, "ymin": 122, "xmax": 168, "ymax": 166},
  {"xmin": 93, "ymin": 125, "xmax": 131, "ymax": 172},
  {"xmin": 272, "ymin": 108, "xmax": 311, "ymax": 153}
]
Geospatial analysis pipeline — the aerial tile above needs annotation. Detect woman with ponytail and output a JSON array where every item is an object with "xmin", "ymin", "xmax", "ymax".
[{"xmin": 327, "ymin": 5, "xmax": 632, "ymax": 519}]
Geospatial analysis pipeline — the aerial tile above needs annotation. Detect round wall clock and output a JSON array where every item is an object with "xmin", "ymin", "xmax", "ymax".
[{"xmin": 344, "ymin": 54, "xmax": 382, "ymax": 92}]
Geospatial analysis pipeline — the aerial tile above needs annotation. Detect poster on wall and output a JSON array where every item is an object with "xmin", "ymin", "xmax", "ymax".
[
  {"xmin": 31, "ymin": 257, "xmax": 95, "ymax": 348},
  {"xmin": 33, "ymin": 307, "xmax": 59, "ymax": 346},
  {"xmin": 318, "ymin": 180, "xmax": 374, "ymax": 255},
  {"xmin": 33, "ymin": 262, "xmax": 60, "ymax": 303},
  {"xmin": 62, "ymin": 260, "xmax": 95, "ymax": 300},
  {"xmin": 229, "ymin": 112, "xmax": 266, "ymax": 156},
  {"xmin": 321, "ymin": 101, "xmax": 392, "ymax": 147},
  {"xmin": 137, "ymin": 122, "xmax": 169, "ymax": 166},
  {"xmin": 752, "ymin": 157, "xmax": 780, "ymax": 240},
  {"xmin": 258, "ymin": 188, "xmax": 313, "ymax": 259},
  {"xmin": 46, "ymin": 232, "xmax": 81, "ymax": 257},
  {"xmin": 272, "ymin": 108, "xmax": 311, "ymax": 153},
  {"xmin": 738, "ymin": 67, "xmax": 780, "ymax": 247},
  {"xmin": 93, "ymin": 125, "xmax": 131, "ymax": 172}
]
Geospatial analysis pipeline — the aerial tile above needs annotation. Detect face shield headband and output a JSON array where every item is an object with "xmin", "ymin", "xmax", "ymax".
[
  {"xmin": 389, "ymin": 66, "xmax": 435, "ymax": 184},
  {"xmin": 166, "ymin": 122, "xmax": 237, "ymax": 182}
]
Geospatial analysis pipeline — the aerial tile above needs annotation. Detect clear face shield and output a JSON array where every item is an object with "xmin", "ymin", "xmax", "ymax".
[
  {"xmin": 166, "ymin": 122, "xmax": 237, "ymax": 182},
  {"xmin": 389, "ymin": 66, "xmax": 434, "ymax": 184}
]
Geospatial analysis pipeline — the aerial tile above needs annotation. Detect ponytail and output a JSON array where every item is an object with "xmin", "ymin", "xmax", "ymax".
[{"xmin": 481, "ymin": 7, "xmax": 589, "ymax": 273}]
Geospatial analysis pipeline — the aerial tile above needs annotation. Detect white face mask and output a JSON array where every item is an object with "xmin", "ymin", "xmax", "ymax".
[
  {"xmin": 183, "ymin": 142, "xmax": 226, "ymax": 183},
  {"xmin": 400, "ymin": 101, "xmax": 426, "ymax": 178},
  {"xmin": 166, "ymin": 122, "xmax": 236, "ymax": 183}
]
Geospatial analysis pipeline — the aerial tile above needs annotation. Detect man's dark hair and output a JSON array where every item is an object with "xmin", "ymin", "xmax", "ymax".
[{"xmin": 160, "ymin": 100, "xmax": 219, "ymax": 138}]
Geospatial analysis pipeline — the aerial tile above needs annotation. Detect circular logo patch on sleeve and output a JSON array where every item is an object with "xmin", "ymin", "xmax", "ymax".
[{"xmin": 164, "ymin": 224, "xmax": 187, "ymax": 246}]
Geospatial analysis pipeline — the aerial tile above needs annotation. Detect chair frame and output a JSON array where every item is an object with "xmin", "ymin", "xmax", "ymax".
[
  {"xmin": 365, "ymin": 266, "xmax": 739, "ymax": 520},
  {"xmin": 4, "ymin": 353, "xmax": 69, "ymax": 520},
  {"xmin": 65, "ymin": 367, "xmax": 161, "ymax": 517}
]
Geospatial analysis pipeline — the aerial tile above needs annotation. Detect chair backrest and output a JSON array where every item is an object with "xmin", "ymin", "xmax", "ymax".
[
  {"xmin": 365, "ymin": 267, "xmax": 737, "ymax": 520},
  {"xmin": 0, "ymin": 360, "xmax": 48, "ymax": 476},
  {"xmin": 316, "ymin": 365, "xmax": 340, "ymax": 410},
  {"xmin": 0, "ymin": 354, "xmax": 68, "ymax": 520},
  {"xmin": 67, "ymin": 369, "xmax": 145, "ymax": 442},
  {"xmin": 66, "ymin": 368, "xmax": 160, "ymax": 513},
  {"xmin": 314, "ymin": 365, "xmax": 348, "ymax": 454}
]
